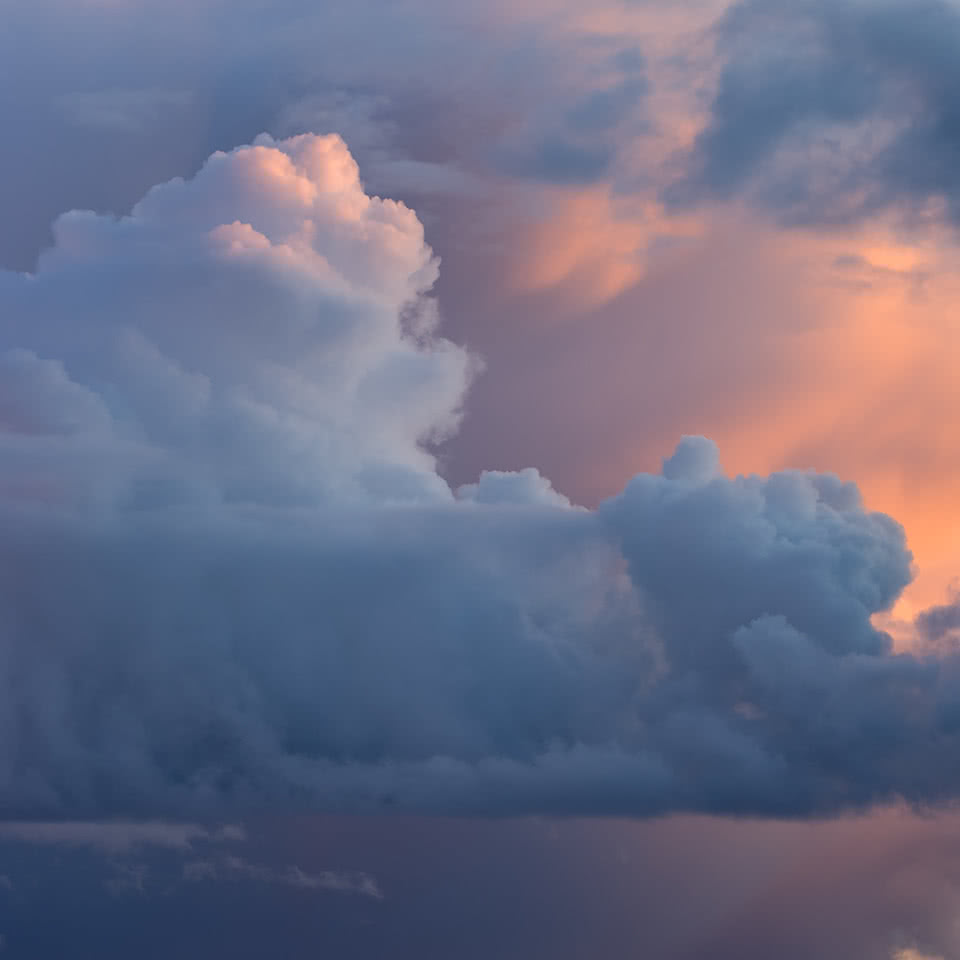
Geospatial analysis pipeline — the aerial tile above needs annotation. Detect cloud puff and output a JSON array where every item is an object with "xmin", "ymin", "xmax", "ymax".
[
  {"xmin": 457, "ymin": 468, "xmax": 573, "ymax": 508},
  {"xmin": 0, "ymin": 131, "xmax": 955, "ymax": 820},
  {"xmin": 670, "ymin": 0, "xmax": 960, "ymax": 226}
]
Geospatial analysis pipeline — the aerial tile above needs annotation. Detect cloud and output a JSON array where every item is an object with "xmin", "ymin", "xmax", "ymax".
[
  {"xmin": 457, "ymin": 468, "xmax": 573, "ymax": 508},
  {"xmin": 104, "ymin": 861, "xmax": 148, "ymax": 897},
  {"xmin": 670, "ymin": 0, "xmax": 960, "ymax": 226},
  {"xmin": 915, "ymin": 590, "xmax": 960, "ymax": 647},
  {"xmin": 0, "ymin": 132, "xmax": 470, "ymax": 509},
  {"xmin": 2, "ymin": 130, "xmax": 960, "ymax": 821},
  {"xmin": 0, "ymin": 0, "xmax": 673, "ymax": 280},
  {"xmin": 183, "ymin": 855, "xmax": 383, "ymax": 899},
  {"xmin": 493, "ymin": 48, "xmax": 648, "ymax": 185},
  {"xmin": 0, "ymin": 821, "xmax": 242, "ymax": 855},
  {"xmin": 0, "ymin": 812, "xmax": 380, "ymax": 903}
]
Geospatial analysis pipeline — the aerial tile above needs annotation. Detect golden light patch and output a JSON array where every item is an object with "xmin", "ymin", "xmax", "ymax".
[{"xmin": 502, "ymin": 185, "xmax": 704, "ymax": 309}]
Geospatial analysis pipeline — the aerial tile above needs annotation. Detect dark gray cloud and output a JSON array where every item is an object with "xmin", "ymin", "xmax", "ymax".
[{"xmin": 670, "ymin": 0, "xmax": 960, "ymax": 226}]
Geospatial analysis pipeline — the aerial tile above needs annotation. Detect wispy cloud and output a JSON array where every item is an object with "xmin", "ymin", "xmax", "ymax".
[
  {"xmin": 183, "ymin": 855, "xmax": 383, "ymax": 899},
  {"xmin": 0, "ymin": 822, "xmax": 243, "ymax": 855}
]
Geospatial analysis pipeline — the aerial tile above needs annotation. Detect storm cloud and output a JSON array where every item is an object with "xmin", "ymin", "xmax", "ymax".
[{"xmin": 0, "ymin": 131, "xmax": 956, "ymax": 820}]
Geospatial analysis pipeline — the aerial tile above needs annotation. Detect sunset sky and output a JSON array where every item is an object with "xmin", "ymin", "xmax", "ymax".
[{"xmin": 2, "ymin": 0, "xmax": 960, "ymax": 957}]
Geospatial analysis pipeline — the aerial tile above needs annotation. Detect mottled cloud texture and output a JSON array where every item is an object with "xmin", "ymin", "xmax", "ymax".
[
  {"xmin": 674, "ymin": 0, "xmax": 960, "ymax": 225},
  {"xmin": 2, "ymin": 132, "xmax": 958, "ymax": 821}
]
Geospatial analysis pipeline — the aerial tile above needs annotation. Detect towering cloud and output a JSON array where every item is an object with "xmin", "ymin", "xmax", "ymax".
[
  {"xmin": 0, "ymin": 133, "xmax": 470, "ymax": 509},
  {"xmin": 0, "ymin": 132, "xmax": 953, "ymax": 820}
]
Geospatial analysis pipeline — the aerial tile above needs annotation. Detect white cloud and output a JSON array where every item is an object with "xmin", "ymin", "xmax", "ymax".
[{"xmin": 0, "ymin": 132, "xmax": 471, "ymax": 509}]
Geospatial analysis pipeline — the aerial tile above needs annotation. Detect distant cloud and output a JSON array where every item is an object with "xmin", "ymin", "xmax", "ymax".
[
  {"xmin": 0, "ymin": 822, "xmax": 243, "ymax": 855},
  {"xmin": 0, "ymin": 813, "xmax": 377, "ymax": 901},
  {"xmin": 916, "ymin": 591, "xmax": 960, "ymax": 640},
  {"xmin": 104, "ymin": 861, "xmax": 148, "ymax": 897},
  {"xmin": 183, "ymin": 855, "xmax": 383, "ymax": 899}
]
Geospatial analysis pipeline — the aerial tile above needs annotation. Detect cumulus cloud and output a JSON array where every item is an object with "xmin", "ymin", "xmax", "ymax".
[
  {"xmin": 0, "ymin": 131, "xmax": 470, "ymax": 509},
  {"xmin": 0, "ymin": 131, "xmax": 957, "ymax": 820}
]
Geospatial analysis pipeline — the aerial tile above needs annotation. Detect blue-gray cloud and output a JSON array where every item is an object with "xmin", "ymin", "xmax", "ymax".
[
  {"xmin": 670, "ymin": 0, "xmax": 960, "ymax": 226},
  {"xmin": 2, "ymin": 130, "xmax": 958, "ymax": 821},
  {"xmin": 916, "ymin": 591, "xmax": 960, "ymax": 646},
  {"xmin": 494, "ymin": 51, "xmax": 648, "ymax": 185}
]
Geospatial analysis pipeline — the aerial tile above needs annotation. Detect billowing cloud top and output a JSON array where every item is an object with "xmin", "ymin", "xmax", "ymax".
[
  {"xmin": 0, "ymin": 133, "xmax": 470, "ymax": 510},
  {"xmin": 0, "ymin": 133, "xmax": 953, "ymax": 821}
]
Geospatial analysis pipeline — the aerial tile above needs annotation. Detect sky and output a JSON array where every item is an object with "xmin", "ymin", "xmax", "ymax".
[{"xmin": 2, "ymin": 0, "xmax": 960, "ymax": 956}]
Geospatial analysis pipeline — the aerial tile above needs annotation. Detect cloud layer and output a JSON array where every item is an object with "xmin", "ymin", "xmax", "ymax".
[{"xmin": 1, "ymin": 131, "xmax": 957, "ymax": 820}]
